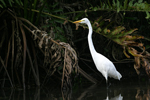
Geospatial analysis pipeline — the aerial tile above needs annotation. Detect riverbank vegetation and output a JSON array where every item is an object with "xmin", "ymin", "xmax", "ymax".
[{"xmin": 0, "ymin": 0, "xmax": 150, "ymax": 89}]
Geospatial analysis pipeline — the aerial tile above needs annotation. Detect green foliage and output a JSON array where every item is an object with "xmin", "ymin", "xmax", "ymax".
[
  {"xmin": 39, "ymin": 2, "xmax": 67, "ymax": 41},
  {"xmin": 89, "ymin": 0, "xmax": 150, "ymax": 19},
  {"xmin": 92, "ymin": 16, "xmax": 143, "ymax": 46},
  {"xmin": 0, "ymin": 0, "xmax": 23, "ymax": 8},
  {"xmin": 1, "ymin": 0, "xmax": 68, "ymax": 42}
]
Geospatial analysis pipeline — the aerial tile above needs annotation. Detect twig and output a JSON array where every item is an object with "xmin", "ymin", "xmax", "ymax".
[
  {"xmin": 19, "ymin": 21, "xmax": 27, "ymax": 89},
  {"xmin": 0, "ymin": 57, "xmax": 13, "ymax": 87},
  {"xmin": 27, "ymin": 45, "xmax": 40, "ymax": 86}
]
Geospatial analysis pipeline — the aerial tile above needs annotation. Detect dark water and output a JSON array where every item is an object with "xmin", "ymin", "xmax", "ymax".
[{"xmin": 0, "ymin": 80, "xmax": 149, "ymax": 100}]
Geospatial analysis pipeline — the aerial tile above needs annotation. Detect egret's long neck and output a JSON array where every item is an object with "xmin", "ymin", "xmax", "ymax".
[{"xmin": 87, "ymin": 21, "xmax": 97, "ymax": 55}]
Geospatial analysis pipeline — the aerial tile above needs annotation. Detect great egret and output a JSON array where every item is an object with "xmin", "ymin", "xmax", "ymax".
[{"xmin": 73, "ymin": 18, "xmax": 122, "ymax": 83}]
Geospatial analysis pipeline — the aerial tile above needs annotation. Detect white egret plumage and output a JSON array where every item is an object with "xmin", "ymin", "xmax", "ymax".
[{"xmin": 73, "ymin": 18, "xmax": 122, "ymax": 83}]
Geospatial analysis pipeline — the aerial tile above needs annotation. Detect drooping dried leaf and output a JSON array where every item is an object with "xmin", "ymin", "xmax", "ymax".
[
  {"xmin": 141, "ymin": 58, "xmax": 150, "ymax": 77},
  {"xmin": 122, "ymin": 40, "xmax": 136, "ymax": 45},
  {"xmin": 59, "ymin": 42, "xmax": 79, "ymax": 87},
  {"xmin": 123, "ymin": 46, "xmax": 130, "ymax": 58},
  {"xmin": 134, "ymin": 64, "xmax": 140, "ymax": 75},
  {"xmin": 63, "ymin": 19, "xmax": 68, "ymax": 25},
  {"xmin": 135, "ymin": 57, "xmax": 140, "ymax": 68},
  {"xmin": 125, "ymin": 35, "xmax": 144, "ymax": 41},
  {"xmin": 127, "ymin": 47, "xmax": 143, "ymax": 57},
  {"xmin": 134, "ymin": 57, "xmax": 141, "ymax": 75},
  {"xmin": 75, "ymin": 23, "xmax": 79, "ymax": 30}
]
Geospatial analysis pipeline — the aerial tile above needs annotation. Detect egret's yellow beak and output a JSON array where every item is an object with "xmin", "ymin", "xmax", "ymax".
[{"xmin": 73, "ymin": 20, "xmax": 83, "ymax": 23}]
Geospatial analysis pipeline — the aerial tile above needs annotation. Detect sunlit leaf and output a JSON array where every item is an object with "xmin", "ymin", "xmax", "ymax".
[
  {"xmin": 93, "ymin": 7, "xmax": 98, "ymax": 11},
  {"xmin": 96, "ymin": 27, "xmax": 102, "ymax": 33},
  {"xmin": 113, "ymin": 38, "xmax": 123, "ymax": 45},
  {"xmin": 124, "ymin": 0, "xmax": 128, "ymax": 10},
  {"xmin": 121, "ymin": 28, "xmax": 138, "ymax": 36},
  {"xmin": 145, "ymin": 11, "xmax": 150, "ymax": 19},
  {"xmin": 107, "ymin": 29, "xmax": 110, "ymax": 33},
  {"xmin": 111, "ymin": 26, "xmax": 125, "ymax": 35},
  {"xmin": 103, "ymin": 28, "xmax": 107, "ymax": 34},
  {"xmin": 117, "ymin": 0, "xmax": 120, "ymax": 13}
]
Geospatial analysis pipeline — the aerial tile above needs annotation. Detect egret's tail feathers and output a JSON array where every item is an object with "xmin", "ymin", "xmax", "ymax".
[{"xmin": 117, "ymin": 72, "xmax": 122, "ymax": 80}]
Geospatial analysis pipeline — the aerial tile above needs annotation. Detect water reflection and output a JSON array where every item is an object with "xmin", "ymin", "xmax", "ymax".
[
  {"xmin": 105, "ymin": 94, "xmax": 123, "ymax": 100},
  {"xmin": 0, "ymin": 82, "xmax": 150, "ymax": 100}
]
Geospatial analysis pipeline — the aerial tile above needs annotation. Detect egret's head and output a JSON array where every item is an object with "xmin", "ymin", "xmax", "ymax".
[{"xmin": 73, "ymin": 18, "xmax": 89, "ymax": 24}]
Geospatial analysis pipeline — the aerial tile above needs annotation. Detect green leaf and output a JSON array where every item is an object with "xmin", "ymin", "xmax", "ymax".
[
  {"xmin": 107, "ymin": 0, "xmax": 112, "ymax": 8},
  {"xmin": 145, "ymin": 45, "xmax": 150, "ymax": 50},
  {"xmin": 93, "ymin": 7, "xmax": 98, "ymax": 11},
  {"xmin": 124, "ymin": 0, "xmax": 128, "ymax": 10},
  {"xmin": 8, "ymin": 0, "xmax": 13, "ymax": 7},
  {"xmin": 55, "ymin": 19, "xmax": 64, "ymax": 24},
  {"xmin": 113, "ymin": 38, "xmax": 123, "ymax": 45},
  {"xmin": 145, "ymin": 11, "xmax": 150, "ymax": 19},
  {"xmin": 41, "ymin": 25, "xmax": 50, "ymax": 28},
  {"xmin": 113, "ymin": 0, "xmax": 116, "ymax": 7},
  {"xmin": 52, "ymin": 9, "xmax": 63, "ymax": 13},
  {"xmin": 122, "ymin": 28, "xmax": 138, "ymax": 36},
  {"xmin": 0, "ymin": 0, "xmax": 6, "ymax": 7},
  {"xmin": 111, "ymin": 26, "xmax": 125, "ymax": 35},
  {"xmin": 19, "ymin": 0, "xmax": 23, "ymax": 6},
  {"xmin": 74, "ymin": 13, "xmax": 84, "ymax": 20},
  {"xmin": 0, "ymin": 4, "xmax": 3, "ymax": 8},
  {"xmin": 103, "ymin": 28, "xmax": 107, "ymax": 34},
  {"xmin": 96, "ymin": 27, "xmax": 102, "ymax": 33},
  {"xmin": 58, "ymin": 66, "xmax": 62, "ymax": 71},
  {"xmin": 99, "ymin": 20, "xmax": 105, "ymax": 27},
  {"xmin": 128, "ymin": 0, "xmax": 134, "ymax": 7},
  {"xmin": 52, "ymin": 2, "xmax": 59, "ymax": 8},
  {"xmin": 117, "ymin": 0, "xmax": 120, "ymax": 13},
  {"xmin": 15, "ymin": 0, "xmax": 21, "ymax": 5},
  {"xmin": 55, "ymin": 26, "xmax": 64, "ymax": 33},
  {"xmin": 138, "ymin": 0, "xmax": 143, "ymax": 3}
]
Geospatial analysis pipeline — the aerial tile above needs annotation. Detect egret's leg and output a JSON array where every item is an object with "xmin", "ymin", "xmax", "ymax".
[{"xmin": 106, "ymin": 80, "xmax": 111, "ymax": 89}]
